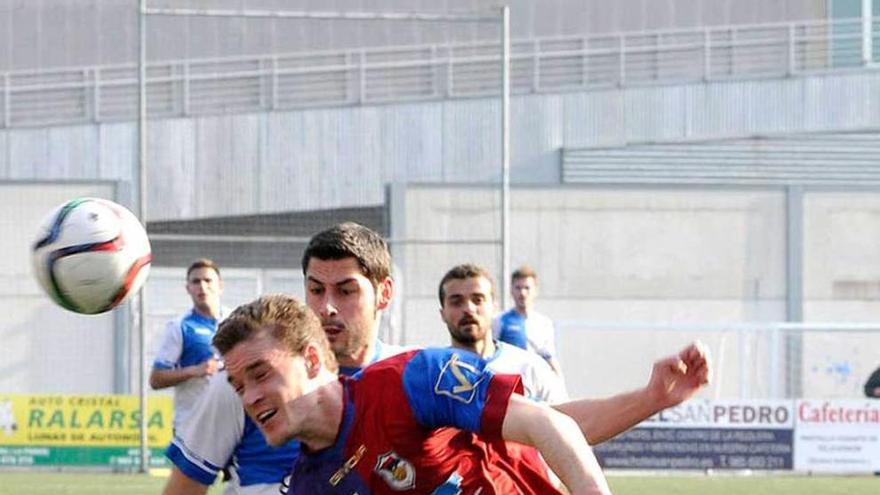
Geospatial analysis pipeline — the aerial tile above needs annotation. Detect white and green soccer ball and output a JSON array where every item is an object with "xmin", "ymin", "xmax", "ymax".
[{"xmin": 31, "ymin": 198, "xmax": 152, "ymax": 315}]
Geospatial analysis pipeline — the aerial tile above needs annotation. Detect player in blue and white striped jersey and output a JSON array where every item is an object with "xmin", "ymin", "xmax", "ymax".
[
  {"xmin": 150, "ymin": 259, "xmax": 225, "ymax": 432},
  {"xmin": 493, "ymin": 266, "xmax": 564, "ymax": 378},
  {"xmin": 162, "ymin": 370, "xmax": 299, "ymax": 495}
]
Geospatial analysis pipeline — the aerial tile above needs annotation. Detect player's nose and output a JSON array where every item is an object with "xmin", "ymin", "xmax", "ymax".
[
  {"xmin": 318, "ymin": 296, "xmax": 338, "ymax": 317},
  {"xmin": 241, "ymin": 386, "xmax": 262, "ymax": 408}
]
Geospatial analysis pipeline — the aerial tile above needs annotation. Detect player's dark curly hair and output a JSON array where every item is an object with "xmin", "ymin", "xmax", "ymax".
[
  {"xmin": 213, "ymin": 294, "xmax": 338, "ymax": 373},
  {"xmin": 301, "ymin": 222, "xmax": 391, "ymax": 289}
]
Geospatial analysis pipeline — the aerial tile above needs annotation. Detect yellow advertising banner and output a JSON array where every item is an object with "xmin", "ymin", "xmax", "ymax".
[{"xmin": 0, "ymin": 394, "xmax": 173, "ymax": 448}]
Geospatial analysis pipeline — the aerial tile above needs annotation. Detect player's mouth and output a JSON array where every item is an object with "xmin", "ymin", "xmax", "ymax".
[
  {"xmin": 458, "ymin": 318, "xmax": 479, "ymax": 328},
  {"xmin": 322, "ymin": 324, "xmax": 345, "ymax": 337},
  {"xmin": 256, "ymin": 408, "xmax": 278, "ymax": 426}
]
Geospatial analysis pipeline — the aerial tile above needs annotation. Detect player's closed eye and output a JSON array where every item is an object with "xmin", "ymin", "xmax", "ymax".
[{"xmin": 337, "ymin": 285, "xmax": 358, "ymax": 296}]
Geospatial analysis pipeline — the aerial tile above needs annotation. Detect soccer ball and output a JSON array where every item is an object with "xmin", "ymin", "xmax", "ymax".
[{"xmin": 31, "ymin": 198, "xmax": 152, "ymax": 315}]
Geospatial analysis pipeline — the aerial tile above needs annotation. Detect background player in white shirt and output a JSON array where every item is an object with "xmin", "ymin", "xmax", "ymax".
[
  {"xmin": 494, "ymin": 265, "xmax": 564, "ymax": 378},
  {"xmin": 150, "ymin": 258, "xmax": 225, "ymax": 431},
  {"xmin": 439, "ymin": 263, "xmax": 567, "ymax": 404}
]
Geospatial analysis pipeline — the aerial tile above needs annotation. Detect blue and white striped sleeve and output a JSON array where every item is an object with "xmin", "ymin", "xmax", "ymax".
[
  {"xmin": 153, "ymin": 318, "xmax": 183, "ymax": 369},
  {"xmin": 165, "ymin": 371, "xmax": 245, "ymax": 484}
]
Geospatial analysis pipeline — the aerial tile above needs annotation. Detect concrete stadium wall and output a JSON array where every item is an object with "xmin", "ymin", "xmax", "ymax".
[
  {"xmin": 389, "ymin": 184, "xmax": 789, "ymax": 347},
  {"xmin": 804, "ymin": 191, "xmax": 880, "ymax": 321},
  {"xmin": 0, "ymin": 0, "xmax": 826, "ymax": 71},
  {"xmin": 389, "ymin": 183, "xmax": 880, "ymax": 399},
  {"xmin": 388, "ymin": 184, "xmax": 880, "ymax": 336}
]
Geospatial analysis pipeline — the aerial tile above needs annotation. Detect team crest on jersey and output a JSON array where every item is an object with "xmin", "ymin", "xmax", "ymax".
[
  {"xmin": 434, "ymin": 353, "xmax": 485, "ymax": 404},
  {"xmin": 374, "ymin": 451, "xmax": 416, "ymax": 490}
]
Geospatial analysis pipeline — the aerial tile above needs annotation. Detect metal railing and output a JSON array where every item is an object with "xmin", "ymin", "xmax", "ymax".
[{"xmin": 2, "ymin": 16, "xmax": 878, "ymax": 129}]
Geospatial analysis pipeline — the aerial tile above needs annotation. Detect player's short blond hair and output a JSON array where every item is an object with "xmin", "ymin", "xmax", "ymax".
[
  {"xmin": 511, "ymin": 265, "xmax": 537, "ymax": 283},
  {"xmin": 213, "ymin": 294, "xmax": 338, "ymax": 373}
]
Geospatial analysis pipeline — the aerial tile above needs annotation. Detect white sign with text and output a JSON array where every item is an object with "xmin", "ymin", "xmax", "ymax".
[{"xmin": 794, "ymin": 400, "xmax": 880, "ymax": 473}]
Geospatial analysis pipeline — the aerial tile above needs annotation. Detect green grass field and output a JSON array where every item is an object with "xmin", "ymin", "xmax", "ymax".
[
  {"xmin": 608, "ymin": 474, "xmax": 878, "ymax": 494},
  {"xmin": 0, "ymin": 472, "xmax": 876, "ymax": 494},
  {"xmin": 0, "ymin": 472, "xmax": 220, "ymax": 495}
]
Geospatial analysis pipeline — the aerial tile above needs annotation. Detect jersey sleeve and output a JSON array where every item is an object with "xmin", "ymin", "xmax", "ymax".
[
  {"xmin": 532, "ymin": 315, "xmax": 558, "ymax": 360},
  {"xmin": 152, "ymin": 319, "xmax": 183, "ymax": 369},
  {"xmin": 400, "ymin": 348, "xmax": 522, "ymax": 440},
  {"xmin": 523, "ymin": 355, "xmax": 569, "ymax": 404},
  {"xmin": 165, "ymin": 371, "xmax": 245, "ymax": 485}
]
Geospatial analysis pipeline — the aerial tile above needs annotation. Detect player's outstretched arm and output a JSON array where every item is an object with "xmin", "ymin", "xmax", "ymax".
[
  {"xmin": 553, "ymin": 342, "xmax": 711, "ymax": 444},
  {"xmin": 161, "ymin": 466, "xmax": 210, "ymax": 495},
  {"xmin": 149, "ymin": 358, "xmax": 221, "ymax": 389},
  {"xmin": 502, "ymin": 394, "xmax": 612, "ymax": 495}
]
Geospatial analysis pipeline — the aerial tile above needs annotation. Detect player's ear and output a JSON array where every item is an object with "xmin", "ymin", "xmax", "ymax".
[
  {"xmin": 376, "ymin": 276, "xmax": 394, "ymax": 311},
  {"xmin": 303, "ymin": 344, "xmax": 321, "ymax": 379}
]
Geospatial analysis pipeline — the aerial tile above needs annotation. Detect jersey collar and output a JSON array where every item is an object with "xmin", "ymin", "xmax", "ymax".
[{"xmin": 338, "ymin": 339, "xmax": 386, "ymax": 377}]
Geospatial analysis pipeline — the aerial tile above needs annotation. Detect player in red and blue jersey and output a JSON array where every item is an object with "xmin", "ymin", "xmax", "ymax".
[
  {"xmin": 214, "ymin": 294, "xmax": 612, "ymax": 495},
  {"xmin": 286, "ymin": 348, "xmax": 567, "ymax": 494}
]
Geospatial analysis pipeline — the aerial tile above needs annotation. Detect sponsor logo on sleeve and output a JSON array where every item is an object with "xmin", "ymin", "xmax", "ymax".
[{"xmin": 434, "ymin": 354, "xmax": 485, "ymax": 404}]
